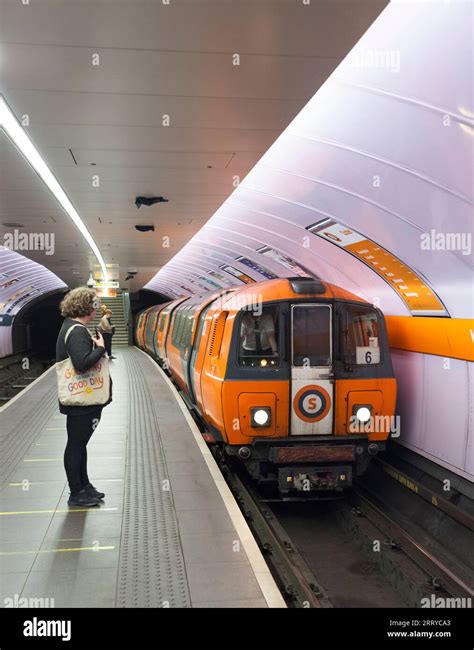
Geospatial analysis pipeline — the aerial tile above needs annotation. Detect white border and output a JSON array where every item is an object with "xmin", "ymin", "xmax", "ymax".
[
  {"xmin": 135, "ymin": 347, "xmax": 287, "ymax": 608},
  {"xmin": 0, "ymin": 363, "xmax": 55, "ymax": 413}
]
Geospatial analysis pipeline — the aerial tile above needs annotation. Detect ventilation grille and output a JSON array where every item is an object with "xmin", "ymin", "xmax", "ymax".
[{"xmin": 208, "ymin": 318, "xmax": 219, "ymax": 356}]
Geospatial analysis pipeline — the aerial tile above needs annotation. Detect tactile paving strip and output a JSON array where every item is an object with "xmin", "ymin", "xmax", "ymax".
[
  {"xmin": 0, "ymin": 372, "xmax": 58, "ymax": 487},
  {"xmin": 116, "ymin": 351, "xmax": 191, "ymax": 607}
]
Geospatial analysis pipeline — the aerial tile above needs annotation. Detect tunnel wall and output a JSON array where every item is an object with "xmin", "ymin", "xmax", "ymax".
[
  {"xmin": 0, "ymin": 246, "xmax": 67, "ymax": 358},
  {"xmin": 145, "ymin": 1, "xmax": 474, "ymax": 480}
]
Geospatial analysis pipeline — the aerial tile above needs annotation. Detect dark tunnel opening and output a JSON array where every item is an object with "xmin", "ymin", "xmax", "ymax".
[
  {"xmin": 130, "ymin": 288, "xmax": 169, "ymax": 318},
  {"xmin": 12, "ymin": 290, "xmax": 67, "ymax": 362}
]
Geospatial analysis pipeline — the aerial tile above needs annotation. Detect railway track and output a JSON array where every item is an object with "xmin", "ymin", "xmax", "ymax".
[
  {"xmin": 0, "ymin": 355, "xmax": 52, "ymax": 405},
  {"xmin": 348, "ymin": 453, "xmax": 474, "ymax": 605},
  {"xmin": 350, "ymin": 482, "xmax": 473, "ymax": 602},
  {"xmin": 219, "ymin": 460, "xmax": 332, "ymax": 608},
  {"xmin": 216, "ymin": 452, "xmax": 473, "ymax": 609}
]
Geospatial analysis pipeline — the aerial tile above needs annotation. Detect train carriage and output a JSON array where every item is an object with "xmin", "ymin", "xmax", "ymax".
[
  {"xmin": 135, "ymin": 307, "xmax": 153, "ymax": 351},
  {"xmin": 135, "ymin": 277, "xmax": 397, "ymax": 495},
  {"xmin": 142, "ymin": 303, "xmax": 171, "ymax": 358}
]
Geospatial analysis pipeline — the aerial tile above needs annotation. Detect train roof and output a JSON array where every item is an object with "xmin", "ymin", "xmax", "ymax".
[
  {"xmin": 217, "ymin": 277, "xmax": 370, "ymax": 309},
  {"xmin": 141, "ymin": 278, "xmax": 371, "ymax": 318}
]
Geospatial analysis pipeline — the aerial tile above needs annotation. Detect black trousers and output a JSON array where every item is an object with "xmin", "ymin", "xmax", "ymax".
[
  {"xmin": 102, "ymin": 332, "xmax": 113, "ymax": 357},
  {"xmin": 65, "ymin": 411, "xmax": 102, "ymax": 495}
]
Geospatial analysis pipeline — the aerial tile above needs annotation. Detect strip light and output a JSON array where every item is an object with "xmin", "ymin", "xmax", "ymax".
[{"xmin": 0, "ymin": 96, "xmax": 108, "ymax": 282}]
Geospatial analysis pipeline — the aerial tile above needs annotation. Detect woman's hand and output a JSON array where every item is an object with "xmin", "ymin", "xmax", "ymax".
[{"xmin": 93, "ymin": 331, "xmax": 105, "ymax": 349}]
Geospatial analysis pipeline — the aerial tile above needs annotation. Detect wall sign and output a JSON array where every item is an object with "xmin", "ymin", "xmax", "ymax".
[{"xmin": 307, "ymin": 218, "xmax": 449, "ymax": 316}]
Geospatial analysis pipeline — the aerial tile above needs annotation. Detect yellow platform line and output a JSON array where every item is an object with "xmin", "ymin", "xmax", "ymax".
[
  {"xmin": 24, "ymin": 456, "xmax": 123, "ymax": 462},
  {"xmin": 0, "ymin": 545, "xmax": 115, "ymax": 556},
  {"xmin": 0, "ymin": 507, "xmax": 118, "ymax": 516}
]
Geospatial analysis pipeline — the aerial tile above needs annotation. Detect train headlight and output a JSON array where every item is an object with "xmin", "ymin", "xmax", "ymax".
[
  {"xmin": 250, "ymin": 407, "xmax": 271, "ymax": 427},
  {"xmin": 354, "ymin": 405, "xmax": 372, "ymax": 423}
]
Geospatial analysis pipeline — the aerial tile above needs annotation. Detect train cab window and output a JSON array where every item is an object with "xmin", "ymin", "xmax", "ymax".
[
  {"xmin": 238, "ymin": 306, "xmax": 279, "ymax": 367},
  {"xmin": 292, "ymin": 305, "xmax": 331, "ymax": 366},
  {"xmin": 344, "ymin": 305, "xmax": 381, "ymax": 365}
]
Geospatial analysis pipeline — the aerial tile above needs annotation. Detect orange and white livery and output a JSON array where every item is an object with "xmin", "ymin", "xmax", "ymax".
[{"xmin": 135, "ymin": 277, "xmax": 397, "ymax": 495}]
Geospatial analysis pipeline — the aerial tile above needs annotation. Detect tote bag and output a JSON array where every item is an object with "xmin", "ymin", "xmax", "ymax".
[{"xmin": 56, "ymin": 324, "xmax": 110, "ymax": 406}]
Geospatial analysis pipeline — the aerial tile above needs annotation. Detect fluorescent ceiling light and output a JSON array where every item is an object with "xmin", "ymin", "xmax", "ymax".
[{"xmin": 0, "ymin": 96, "xmax": 108, "ymax": 281}]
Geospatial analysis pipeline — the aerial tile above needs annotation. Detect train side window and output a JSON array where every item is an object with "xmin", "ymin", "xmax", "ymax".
[
  {"xmin": 158, "ymin": 310, "xmax": 168, "ymax": 333},
  {"xmin": 238, "ymin": 306, "xmax": 279, "ymax": 367},
  {"xmin": 172, "ymin": 309, "xmax": 185, "ymax": 348},
  {"xmin": 175, "ymin": 307, "xmax": 186, "ymax": 348},
  {"xmin": 344, "ymin": 305, "xmax": 381, "ymax": 365},
  {"xmin": 170, "ymin": 311, "xmax": 177, "ymax": 346},
  {"xmin": 292, "ymin": 305, "xmax": 331, "ymax": 366},
  {"xmin": 181, "ymin": 310, "xmax": 195, "ymax": 351},
  {"xmin": 178, "ymin": 308, "xmax": 190, "ymax": 349}
]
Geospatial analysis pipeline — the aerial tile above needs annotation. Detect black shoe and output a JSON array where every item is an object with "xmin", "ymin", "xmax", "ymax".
[
  {"xmin": 68, "ymin": 488, "xmax": 101, "ymax": 507},
  {"xmin": 85, "ymin": 483, "xmax": 105, "ymax": 499},
  {"xmin": 108, "ymin": 355, "xmax": 116, "ymax": 359}
]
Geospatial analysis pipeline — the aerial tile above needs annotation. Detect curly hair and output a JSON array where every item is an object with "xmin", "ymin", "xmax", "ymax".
[{"xmin": 60, "ymin": 287, "xmax": 100, "ymax": 318}]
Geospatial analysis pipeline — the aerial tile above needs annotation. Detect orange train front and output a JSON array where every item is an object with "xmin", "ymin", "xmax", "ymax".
[{"xmin": 135, "ymin": 277, "xmax": 397, "ymax": 496}]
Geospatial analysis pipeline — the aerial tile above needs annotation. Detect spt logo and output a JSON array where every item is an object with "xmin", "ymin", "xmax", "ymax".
[{"xmin": 293, "ymin": 385, "xmax": 331, "ymax": 422}]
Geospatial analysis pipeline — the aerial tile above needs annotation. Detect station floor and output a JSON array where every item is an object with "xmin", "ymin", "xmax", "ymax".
[{"xmin": 0, "ymin": 347, "xmax": 284, "ymax": 608}]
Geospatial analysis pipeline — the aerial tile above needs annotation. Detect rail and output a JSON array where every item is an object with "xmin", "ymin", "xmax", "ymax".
[{"xmin": 350, "ymin": 482, "xmax": 474, "ymax": 601}]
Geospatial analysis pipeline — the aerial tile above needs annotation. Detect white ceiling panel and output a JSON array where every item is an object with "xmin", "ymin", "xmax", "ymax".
[
  {"xmin": 3, "ymin": 89, "xmax": 303, "ymax": 130},
  {"xmin": 0, "ymin": 0, "xmax": 387, "ymax": 290},
  {"xmin": 67, "ymin": 149, "xmax": 236, "ymax": 169},
  {"xmin": 0, "ymin": 43, "xmax": 337, "ymax": 99},
  {"xmin": 29, "ymin": 125, "xmax": 279, "ymax": 154},
  {"xmin": 0, "ymin": 0, "xmax": 381, "ymax": 56}
]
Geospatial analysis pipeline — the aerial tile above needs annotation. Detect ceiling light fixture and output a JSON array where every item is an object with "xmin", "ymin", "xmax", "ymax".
[{"xmin": 0, "ymin": 95, "xmax": 108, "ymax": 281}]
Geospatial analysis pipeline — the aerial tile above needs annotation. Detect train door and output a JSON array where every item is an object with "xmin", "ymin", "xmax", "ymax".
[
  {"xmin": 188, "ymin": 305, "xmax": 210, "ymax": 404},
  {"xmin": 290, "ymin": 304, "xmax": 333, "ymax": 435}
]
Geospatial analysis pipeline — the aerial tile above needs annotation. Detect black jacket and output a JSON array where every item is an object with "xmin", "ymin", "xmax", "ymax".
[{"xmin": 56, "ymin": 317, "xmax": 112, "ymax": 416}]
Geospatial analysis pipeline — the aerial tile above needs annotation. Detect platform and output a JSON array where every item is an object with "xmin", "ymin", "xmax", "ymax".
[{"xmin": 0, "ymin": 348, "xmax": 284, "ymax": 608}]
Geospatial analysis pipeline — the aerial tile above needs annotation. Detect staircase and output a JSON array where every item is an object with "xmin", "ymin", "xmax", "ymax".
[{"xmin": 90, "ymin": 294, "xmax": 130, "ymax": 347}]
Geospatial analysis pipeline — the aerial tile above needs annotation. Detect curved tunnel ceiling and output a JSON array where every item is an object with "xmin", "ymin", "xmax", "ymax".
[
  {"xmin": 0, "ymin": 246, "xmax": 66, "ymax": 357},
  {"xmin": 145, "ymin": 0, "xmax": 474, "ymax": 321}
]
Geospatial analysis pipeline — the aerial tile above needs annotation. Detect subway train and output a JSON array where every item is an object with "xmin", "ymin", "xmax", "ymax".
[{"xmin": 135, "ymin": 277, "xmax": 397, "ymax": 495}]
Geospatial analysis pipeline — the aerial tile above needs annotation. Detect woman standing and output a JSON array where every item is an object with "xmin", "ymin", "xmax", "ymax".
[
  {"xmin": 99, "ymin": 306, "xmax": 116, "ymax": 359},
  {"xmin": 56, "ymin": 288, "xmax": 112, "ymax": 507}
]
